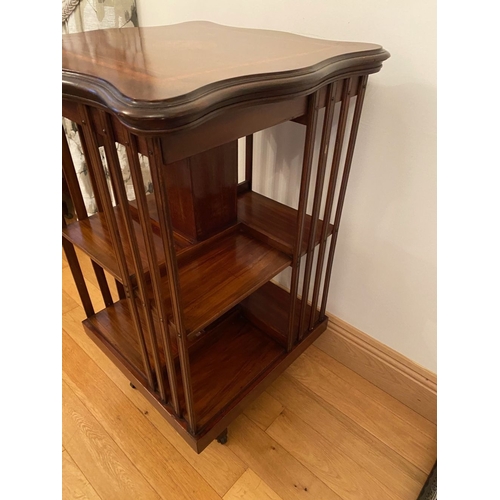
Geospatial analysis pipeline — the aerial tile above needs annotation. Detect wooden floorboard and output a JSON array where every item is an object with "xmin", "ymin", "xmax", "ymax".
[
  {"xmin": 268, "ymin": 374, "xmax": 426, "ymax": 499},
  {"xmin": 306, "ymin": 345, "xmax": 437, "ymax": 439},
  {"xmin": 62, "ymin": 254, "xmax": 437, "ymax": 500},
  {"xmin": 266, "ymin": 409, "xmax": 397, "ymax": 500},
  {"xmin": 62, "ymin": 381, "xmax": 161, "ymax": 500},
  {"xmin": 62, "ymin": 450, "xmax": 102, "ymax": 500},
  {"xmin": 223, "ymin": 469, "xmax": 283, "ymax": 500},
  {"xmin": 285, "ymin": 350, "xmax": 437, "ymax": 473}
]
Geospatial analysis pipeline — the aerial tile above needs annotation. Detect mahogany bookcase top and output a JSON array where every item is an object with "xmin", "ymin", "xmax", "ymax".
[{"xmin": 62, "ymin": 22, "xmax": 389, "ymax": 131}]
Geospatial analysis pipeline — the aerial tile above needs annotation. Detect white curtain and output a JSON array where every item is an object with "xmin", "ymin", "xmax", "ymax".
[{"xmin": 62, "ymin": 0, "xmax": 152, "ymax": 215}]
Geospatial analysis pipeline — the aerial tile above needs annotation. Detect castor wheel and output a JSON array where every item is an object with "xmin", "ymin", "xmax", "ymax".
[
  {"xmin": 216, "ymin": 428, "xmax": 228, "ymax": 445},
  {"xmin": 130, "ymin": 382, "xmax": 136, "ymax": 389}
]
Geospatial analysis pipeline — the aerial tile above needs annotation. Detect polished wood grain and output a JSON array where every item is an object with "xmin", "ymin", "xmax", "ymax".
[
  {"xmin": 164, "ymin": 141, "xmax": 238, "ymax": 242},
  {"xmin": 120, "ymin": 228, "xmax": 290, "ymax": 334},
  {"xmin": 63, "ymin": 258, "xmax": 436, "ymax": 499},
  {"xmin": 62, "ymin": 257, "xmax": 104, "ymax": 314},
  {"xmin": 83, "ymin": 298, "xmax": 176, "ymax": 387},
  {"xmin": 84, "ymin": 303, "xmax": 285, "ymax": 434},
  {"xmin": 179, "ymin": 312, "xmax": 284, "ymax": 431},
  {"xmin": 62, "ymin": 205, "xmax": 183, "ymax": 283},
  {"xmin": 131, "ymin": 188, "xmax": 334, "ymax": 257},
  {"xmin": 62, "ymin": 22, "xmax": 389, "ymax": 132},
  {"xmin": 159, "ymin": 95, "xmax": 309, "ymax": 163},
  {"xmin": 63, "ymin": 290, "xmax": 80, "ymax": 315},
  {"xmin": 151, "ymin": 228, "xmax": 291, "ymax": 335},
  {"xmin": 238, "ymin": 191, "xmax": 333, "ymax": 255},
  {"xmin": 320, "ymin": 75, "xmax": 369, "ymax": 319},
  {"xmin": 241, "ymin": 281, "xmax": 314, "ymax": 345}
]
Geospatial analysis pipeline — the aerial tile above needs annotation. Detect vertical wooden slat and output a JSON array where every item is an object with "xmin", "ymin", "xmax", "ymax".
[
  {"xmin": 320, "ymin": 75, "xmax": 369, "ymax": 318},
  {"xmin": 70, "ymin": 123, "xmax": 114, "ymax": 305},
  {"xmin": 148, "ymin": 137, "xmax": 196, "ymax": 433},
  {"xmin": 76, "ymin": 123, "xmax": 103, "ymax": 212},
  {"xmin": 78, "ymin": 104, "xmax": 155, "ymax": 389},
  {"xmin": 125, "ymin": 130, "xmax": 180, "ymax": 414},
  {"xmin": 100, "ymin": 111, "xmax": 167, "ymax": 401},
  {"xmin": 287, "ymin": 91, "xmax": 320, "ymax": 352},
  {"xmin": 309, "ymin": 78, "xmax": 353, "ymax": 329},
  {"xmin": 91, "ymin": 261, "xmax": 113, "ymax": 307},
  {"xmin": 116, "ymin": 280, "xmax": 126, "ymax": 299},
  {"xmin": 62, "ymin": 216, "xmax": 94, "ymax": 317},
  {"xmin": 245, "ymin": 134, "xmax": 253, "ymax": 190},
  {"xmin": 62, "ymin": 126, "xmax": 87, "ymax": 221},
  {"xmin": 298, "ymin": 83, "xmax": 337, "ymax": 339},
  {"xmin": 62, "ymin": 126, "xmax": 102, "ymax": 314}
]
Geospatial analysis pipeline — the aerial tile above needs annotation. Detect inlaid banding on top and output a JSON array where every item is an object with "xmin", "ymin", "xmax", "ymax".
[{"xmin": 62, "ymin": 21, "xmax": 389, "ymax": 131}]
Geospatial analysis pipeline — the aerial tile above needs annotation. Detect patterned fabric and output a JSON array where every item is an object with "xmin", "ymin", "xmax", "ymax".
[
  {"xmin": 63, "ymin": 0, "xmax": 149, "ymax": 215},
  {"xmin": 62, "ymin": 0, "xmax": 138, "ymax": 34},
  {"xmin": 62, "ymin": 0, "xmax": 81, "ymax": 23}
]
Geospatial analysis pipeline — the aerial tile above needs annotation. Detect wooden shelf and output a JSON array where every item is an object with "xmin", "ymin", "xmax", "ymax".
[
  {"xmin": 62, "ymin": 205, "xmax": 190, "ymax": 282},
  {"xmin": 241, "ymin": 281, "xmax": 316, "ymax": 345},
  {"xmin": 179, "ymin": 311, "xmax": 285, "ymax": 431},
  {"xmin": 84, "ymin": 298, "xmax": 171, "ymax": 385},
  {"xmin": 126, "ymin": 189, "xmax": 334, "ymax": 259},
  {"xmin": 63, "ymin": 197, "xmax": 292, "ymax": 337},
  {"xmin": 83, "ymin": 302, "xmax": 285, "ymax": 433},
  {"xmin": 237, "ymin": 191, "xmax": 334, "ymax": 254},
  {"xmin": 151, "ymin": 226, "xmax": 291, "ymax": 335}
]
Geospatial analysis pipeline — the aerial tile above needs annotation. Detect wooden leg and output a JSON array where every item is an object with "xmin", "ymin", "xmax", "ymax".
[
  {"xmin": 92, "ymin": 261, "xmax": 114, "ymax": 306},
  {"xmin": 116, "ymin": 280, "xmax": 126, "ymax": 299},
  {"xmin": 216, "ymin": 428, "xmax": 228, "ymax": 445},
  {"xmin": 63, "ymin": 237, "xmax": 94, "ymax": 318}
]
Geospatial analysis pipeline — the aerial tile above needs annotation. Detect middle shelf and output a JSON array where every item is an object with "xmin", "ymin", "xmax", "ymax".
[
  {"xmin": 151, "ymin": 226, "xmax": 291, "ymax": 335},
  {"xmin": 63, "ymin": 189, "xmax": 333, "ymax": 336}
]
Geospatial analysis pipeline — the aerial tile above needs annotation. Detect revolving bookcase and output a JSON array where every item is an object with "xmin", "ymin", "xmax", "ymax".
[{"xmin": 62, "ymin": 22, "xmax": 389, "ymax": 453}]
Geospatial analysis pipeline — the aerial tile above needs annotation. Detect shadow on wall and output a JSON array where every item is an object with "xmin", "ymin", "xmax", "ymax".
[
  {"xmin": 253, "ymin": 119, "xmax": 306, "ymax": 208},
  {"xmin": 249, "ymin": 80, "xmax": 437, "ymax": 371}
]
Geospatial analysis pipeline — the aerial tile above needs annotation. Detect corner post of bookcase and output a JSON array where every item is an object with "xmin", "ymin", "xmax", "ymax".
[
  {"xmin": 287, "ymin": 90, "xmax": 321, "ymax": 352},
  {"xmin": 147, "ymin": 136, "xmax": 197, "ymax": 433}
]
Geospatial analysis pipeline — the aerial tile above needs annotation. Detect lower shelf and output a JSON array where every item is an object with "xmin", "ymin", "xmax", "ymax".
[
  {"xmin": 241, "ymin": 280, "xmax": 317, "ymax": 345},
  {"xmin": 179, "ymin": 311, "xmax": 285, "ymax": 431},
  {"xmin": 82, "ymin": 283, "xmax": 328, "ymax": 453},
  {"xmin": 82, "ymin": 300, "xmax": 285, "ymax": 428}
]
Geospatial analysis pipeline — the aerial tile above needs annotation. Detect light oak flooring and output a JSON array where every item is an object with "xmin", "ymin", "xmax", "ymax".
[{"xmin": 62, "ymin": 249, "xmax": 437, "ymax": 500}]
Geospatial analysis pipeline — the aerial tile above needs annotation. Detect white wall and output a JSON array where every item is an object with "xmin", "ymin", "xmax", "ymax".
[{"xmin": 136, "ymin": 0, "xmax": 437, "ymax": 372}]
